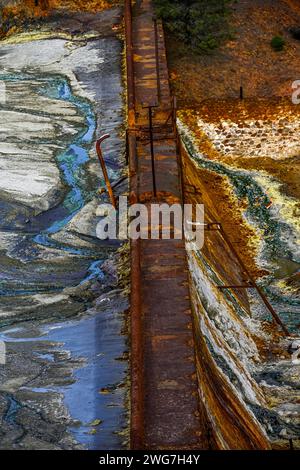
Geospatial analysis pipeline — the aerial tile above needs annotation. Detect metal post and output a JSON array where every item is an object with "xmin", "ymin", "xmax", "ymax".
[
  {"xmin": 240, "ymin": 86, "xmax": 244, "ymax": 100},
  {"xmin": 173, "ymin": 95, "xmax": 177, "ymax": 134},
  {"xmin": 147, "ymin": 106, "xmax": 157, "ymax": 198},
  {"xmin": 95, "ymin": 134, "xmax": 117, "ymax": 209}
]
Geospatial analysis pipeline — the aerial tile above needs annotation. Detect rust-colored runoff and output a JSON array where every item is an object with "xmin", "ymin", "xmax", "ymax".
[{"xmin": 95, "ymin": 134, "xmax": 117, "ymax": 209}]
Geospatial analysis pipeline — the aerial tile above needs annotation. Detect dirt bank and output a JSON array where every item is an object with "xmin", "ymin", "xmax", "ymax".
[
  {"xmin": 167, "ymin": 0, "xmax": 300, "ymax": 106},
  {"xmin": 0, "ymin": 1, "xmax": 120, "ymax": 39}
]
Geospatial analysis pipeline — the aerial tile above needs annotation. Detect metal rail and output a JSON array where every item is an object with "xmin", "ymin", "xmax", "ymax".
[
  {"xmin": 142, "ymin": 105, "xmax": 158, "ymax": 197},
  {"xmin": 153, "ymin": 19, "xmax": 161, "ymax": 103},
  {"xmin": 148, "ymin": 106, "xmax": 157, "ymax": 197},
  {"xmin": 124, "ymin": 0, "xmax": 135, "ymax": 127},
  {"xmin": 124, "ymin": 3, "xmax": 145, "ymax": 449}
]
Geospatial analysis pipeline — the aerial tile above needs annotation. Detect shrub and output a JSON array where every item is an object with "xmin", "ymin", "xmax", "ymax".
[
  {"xmin": 154, "ymin": 0, "xmax": 232, "ymax": 54},
  {"xmin": 271, "ymin": 35, "xmax": 285, "ymax": 51}
]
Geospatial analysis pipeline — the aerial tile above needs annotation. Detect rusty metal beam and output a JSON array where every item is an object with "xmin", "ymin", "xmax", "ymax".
[
  {"xmin": 144, "ymin": 105, "xmax": 157, "ymax": 198},
  {"xmin": 127, "ymin": 129, "xmax": 144, "ymax": 449},
  {"xmin": 124, "ymin": 0, "xmax": 135, "ymax": 127},
  {"xmin": 130, "ymin": 237, "xmax": 144, "ymax": 450},
  {"xmin": 153, "ymin": 18, "xmax": 161, "ymax": 103}
]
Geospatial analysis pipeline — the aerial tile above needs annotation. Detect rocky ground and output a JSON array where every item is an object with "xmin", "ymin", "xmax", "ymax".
[{"xmin": 0, "ymin": 6, "xmax": 129, "ymax": 450}]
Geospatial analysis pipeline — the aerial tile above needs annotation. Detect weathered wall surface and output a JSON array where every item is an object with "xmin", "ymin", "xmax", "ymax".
[
  {"xmin": 178, "ymin": 100, "xmax": 300, "ymax": 449},
  {"xmin": 181, "ymin": 144, "xmax": 271, "ymax": 450}
]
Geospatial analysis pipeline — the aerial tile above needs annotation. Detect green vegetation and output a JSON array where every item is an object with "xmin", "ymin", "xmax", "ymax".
[
  {"xmin": 271, "ymin": 35, "xmax": 285, "ymax": 51},
  {"xmin": 154, "ymin": 0, "xmax": 232, "ymax": 54}
]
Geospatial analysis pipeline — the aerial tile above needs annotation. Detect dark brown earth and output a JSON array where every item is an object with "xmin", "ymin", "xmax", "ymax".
[
  {"xmin": 167, "ymin": 0, "xmax": 300, "ymax": 106},
  {"xmin": 165, "ymin": 1, "xmax": 300, "ymax": 286}
]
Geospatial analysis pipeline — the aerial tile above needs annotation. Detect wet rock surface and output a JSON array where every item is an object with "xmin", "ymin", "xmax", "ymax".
[
  {"xmin": 0, "ymin": 8, "xmax": 128, "ymax": 450},
  {"xmin": 0, "ymin": 282, "xmax": 128, "ymax": 450}
]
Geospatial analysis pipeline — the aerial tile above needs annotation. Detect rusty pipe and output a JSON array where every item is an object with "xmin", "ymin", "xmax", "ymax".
[{"xmin": 95, "ymin": 134, "xmax": 117, "ymax": 209}]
